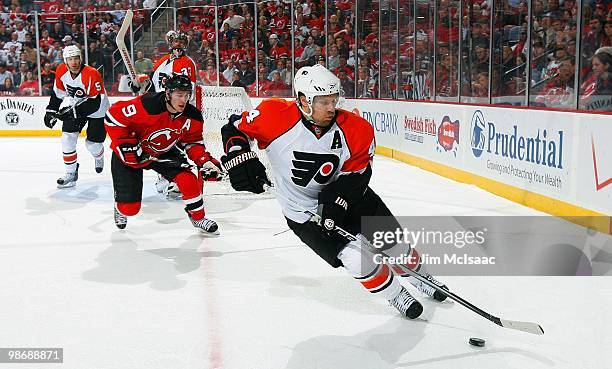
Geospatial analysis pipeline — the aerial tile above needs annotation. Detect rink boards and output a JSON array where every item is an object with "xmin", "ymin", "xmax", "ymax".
[{"xmin": 0, "ymin": 96, "xmax": 609, "ymax": 229}]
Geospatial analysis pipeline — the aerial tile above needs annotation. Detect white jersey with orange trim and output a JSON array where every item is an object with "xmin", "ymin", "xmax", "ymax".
[
  {"xmin": 235, "ymin": 99, "xmax": 375, "ymax": 223},
  {"xmin": 151, "ymin": 54, "xmax": 197, "ymax": 92},
  {"xmin": 53, "ymin": 63, "xmax": 110, "ymax": 118}
]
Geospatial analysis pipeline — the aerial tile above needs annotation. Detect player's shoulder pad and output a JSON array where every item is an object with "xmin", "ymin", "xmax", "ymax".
[
  {"xmin": 153, "ymin": 54, "xmax": 171, "ymax": 69},
  {"xmin": 256, "ymin": 98, "xmax": 295, "ymax": 114},
  {"xmin": 82, "ymin": 64, "xmax": 100, "ymax": 76},
  {"xmin": 140, "ymin": 92, "xmax": 166, "ymax": 114},
  {"xmin": 55, "ymin": 63, "xmax": 68, "ymax": 76},
  {"xmin": 182, "ymin": 103, "xmax": 203, "ymax": 121},
  {"xmin": 336, "ymin": 108, "xmax": 373, "ymax": 137},
  {"xmin": 335, "ymin": 108, "xmax": 374, "ymax": 151}
]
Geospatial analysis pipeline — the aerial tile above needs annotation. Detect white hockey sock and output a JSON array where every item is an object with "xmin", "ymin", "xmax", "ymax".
[
  {"xmin": 61, "ymin": 132, "xmax": 79, "ymax": 173},
  {"xmin": 85, "ymin": 139, "xmax": 104, "ymax": 159},
  {"xmin": 337, "ymin": 238, "xmax": 402, "ymax": 301}
]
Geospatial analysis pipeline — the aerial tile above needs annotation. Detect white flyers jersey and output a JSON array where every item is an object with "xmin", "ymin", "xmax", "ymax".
[
  {"xmin": 151, "ymin": 54, "xmax": 197, "ymax": 92},
  {"xmin": 236, "ymin": 99, "xmax": 375, "ymax": 223},
  {"xmin": 53, "ymin": 63, "xmax": 110, "ymax": 118}
]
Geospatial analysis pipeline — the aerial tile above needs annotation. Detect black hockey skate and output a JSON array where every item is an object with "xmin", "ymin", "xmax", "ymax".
[
  {"xmin": 57, "ymin": 163, "xmax": 79, "ymax": 188},
  {"xmin": 95, "ymin": 157, "xmax": 104, "ymax": 173},
  {"xmin": 191, "ymin": 216, "xmax": 219, "ymax": 235},
  {"xmin": 409, "ymin": 273, "xmax": 449, "ymax": 302},
  {"xmin": 390, "ymin": 286, "xmax": 423, "ymax": 319},
  {"xmin": 114, "ymin": 206, "xmax": 127, "ymax": 229}
]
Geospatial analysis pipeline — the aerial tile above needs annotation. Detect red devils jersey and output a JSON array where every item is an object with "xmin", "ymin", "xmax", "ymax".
[
  {"xmin": 236, "ymin": 99, "xmax": 375, "ymax": 222},
  {"xmin": 105, "ymin": 92, "xmax": 205, "ymax": 169},
  {"xmin": 53, "ymin": 63, "xmax": 109, "ymax": 118},
  {"xmin": 151, "ymin": 54, "xmax": 197, "ymax": 92}
]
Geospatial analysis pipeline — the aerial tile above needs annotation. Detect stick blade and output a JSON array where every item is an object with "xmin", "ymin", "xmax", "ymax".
[{"xmin": 500, "ymin": 318, "xmax": 545, "ymax": 335}]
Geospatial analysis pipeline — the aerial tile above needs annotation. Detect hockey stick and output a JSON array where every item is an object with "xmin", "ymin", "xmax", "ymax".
[
  {"xmin": 262, "ymin": 181, "xmax": 545, "ymax": 336},
  {"xmin": 116, "ymin": 10, "xmax": 138, "ymax": 85}
]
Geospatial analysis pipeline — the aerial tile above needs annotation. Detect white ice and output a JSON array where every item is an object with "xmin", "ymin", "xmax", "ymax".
[{"xmin": 1, "ymin": 137, "xmax": 610, "ymax": 369}]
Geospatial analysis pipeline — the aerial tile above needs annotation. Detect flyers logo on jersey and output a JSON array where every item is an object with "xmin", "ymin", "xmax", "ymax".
[
  {"xmin": 158, "ymin": 72, "xmax": 171, "ymax": 89},
  {"xmin": 66, "ymin": 85, "xmax": 86, "ymax": 98},
  {"xmin": 291, "ymin": 151, "xmax": 340, "ymax": 187}
]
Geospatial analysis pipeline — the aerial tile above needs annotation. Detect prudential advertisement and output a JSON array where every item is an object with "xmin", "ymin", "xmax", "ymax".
[{"xmin": 465, "ymin": 108, "xmax": 573, "ymax": 199}]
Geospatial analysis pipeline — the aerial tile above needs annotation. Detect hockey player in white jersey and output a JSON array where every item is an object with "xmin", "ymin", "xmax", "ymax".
[
  {"xmin": 44, "ymin": 45, "xmax": 110, "ymax": 188},
  {"xmin": 220, "ymin": 64, "xmax": 449, "ymax": 319}
]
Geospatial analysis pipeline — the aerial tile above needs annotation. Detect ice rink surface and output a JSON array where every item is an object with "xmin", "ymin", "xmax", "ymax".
[{"xmin": 1, "ymin": 137, "xmax": 610, "ymax": 369}]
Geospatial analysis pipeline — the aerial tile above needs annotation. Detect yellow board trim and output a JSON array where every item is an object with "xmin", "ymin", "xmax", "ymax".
[
  {"xmin": 375, "ymin": 146, "xmax": 611, "ymax": 234},
  {"xmin": 0, "ymin": 130, "xmax": 86, "ymax": 137}
]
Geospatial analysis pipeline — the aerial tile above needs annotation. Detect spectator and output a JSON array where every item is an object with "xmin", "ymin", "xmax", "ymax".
[
  {"xmin": 69, "ymin": 24, "xmax": 84, "ymax": 46},
  {"xmin": 237, "ymin": 59, "xmax": 255, "ymax": 86},
  {"xmin": 13, "ymin": 62, "xmax": 29, "ymax": 87},
  {"xmin": 49, "ymin": 22, "xmax": 66, "ymax": 41},
  {"xmin": 581, "ymin": 49, "xmax": 612, "ymax": 101},
  {"xmin": 48, "ymin": 41, "xmax": 64, "ymax": 66},
  {"xmin": 41, "ymin": 62, "xmax": 55, "ymax": 95},
  {"xmin": 0, "ymin": 62, "xmax": 13, "ymax": 85},
  {"xmin": 200, "ymin": 63, "xmax": 220, "ymax": 86},
  {"xmin": 4, "ymin": 32, "xmax": 22, "ymax": 53},
  {"xmin": 0, "ymin": 25, "xmax": 11, "ymax": 44},
  {"xmin": 265, "ymin": 70, "xmax": 291, "ymax": 96},
  {"xmin": 269, "ymin": 34, "xmax": 289, "ymax": 60},
  {"xmin": 14, "ymin": 20, "xmax": 27, "ymax": 43},
  {"xmin": 337, "ymin": 68, "xmax": 355, "ymax": 98},
  {"xmin": 268, "ymin": 56, "xmax": 290, "ymax": 84},
  {"xmin": 134, "ymin": 50, "xmax": 154, "ymax": 75},
  {"xmin": 230, "ymin": 69, "xmax": 247, "ymax": 89},
  {"xmin": 297, "ymin": 35, "xmax": 317, "ymax": 63},
  {"xmin": 17, "ymin": 71, "xmax": 39, "ymax": 96},
  {"xmin": 0, "ymin": 77, "xmax": 16, "ymax": 94},
  {"xmin": 328, "ymin": 45, "xmax": 340, "ymax": 70},
  {"xmin": 22, "ymin": 42, "xmax": 37, "ymax": 67},
  {"xmin": 536, "ymin": 58, "xmax": 575, "ymax": 108},
  {"xmin": 2, "ymin": 45, "xmax": 19, "ymax": 70},
  {"xmin": 221, "ymin": 8, "xmax": 245, "ymax": 31},
  {"xmin": 88, "ymin": 42, "xmax": 102, "ymax": 69},
  {"xmin": 583, "ymin": 17, "xmax": 605, "ymax": 62}
]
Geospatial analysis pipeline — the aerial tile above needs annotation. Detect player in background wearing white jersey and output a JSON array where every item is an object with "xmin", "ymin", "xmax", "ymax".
[
  {"xmin": 221, "ymin": 65, "xmax": 449, "ymax": 319},
  {"xmin": 44, "ymin": 45, "xmax": 110, "ymax": 189}
]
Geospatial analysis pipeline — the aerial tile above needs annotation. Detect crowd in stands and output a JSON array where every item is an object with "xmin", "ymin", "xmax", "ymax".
[{"xmin": 0, "ymin": 0, "xmax": 610, "ymax": 111}]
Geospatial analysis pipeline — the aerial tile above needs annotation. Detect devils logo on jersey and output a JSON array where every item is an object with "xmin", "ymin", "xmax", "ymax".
[
  {"xmin": 66, "ymin": 85, "xmax": 86, "ymax": 98},
  {"xmin": 291, "ymin": 151, "xmax": 340, "ymax": 187},
  {"xmin": 143, "ymin": 120, "xmax": 190, "ymax": 153}
]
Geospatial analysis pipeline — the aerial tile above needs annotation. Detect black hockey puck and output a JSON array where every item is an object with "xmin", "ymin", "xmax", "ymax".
[{"xmin": 469, "ymin": 337, "xmax": 485, "ymax": 347}]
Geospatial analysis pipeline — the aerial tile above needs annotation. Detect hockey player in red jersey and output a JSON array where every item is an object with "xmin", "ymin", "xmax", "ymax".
[
  {"xmin": 147, "ymin": 30, "xmax": 201, "ymax": 199},
  {"xmin": 221, "ymin": 65, "xmax": 448, "ymax": 318},
  {"xmin": 105, "ymin": 74, "xmax": 221, "ymax": 233},
  {"xmin": 44, "ymin": 45, "xmax": 109, "ymax": 188}
]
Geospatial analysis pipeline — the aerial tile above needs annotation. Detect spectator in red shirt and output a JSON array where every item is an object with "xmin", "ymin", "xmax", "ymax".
[
  {"xmin": 265, "ymin": 70, "xmax": 291, "ymax": 97},
  {"xmin": 271, "ymin": 6, "xmax": 290, "ymax": 38},
  {"xmin": 269, "ymin": 33, "xmax": 289, "ymax": 60}
]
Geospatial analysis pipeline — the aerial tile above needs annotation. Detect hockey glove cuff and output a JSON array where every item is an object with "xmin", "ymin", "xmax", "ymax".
[
  {"xmin": 117, "ymin": 139, "xmax": 148, "ymax": 166},
  {"xmin": 221, "ymin": 151, "xmax": 268, "ymax": 193},
  {"xmin": 318, "ymin": 188, "xmax": 349, "ymax": 237}
]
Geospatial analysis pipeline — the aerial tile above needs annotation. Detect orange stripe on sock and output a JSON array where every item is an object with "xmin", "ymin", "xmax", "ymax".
[{"xmin": 361, "ymin": 264, "xmax": 391, "ymax": 290}]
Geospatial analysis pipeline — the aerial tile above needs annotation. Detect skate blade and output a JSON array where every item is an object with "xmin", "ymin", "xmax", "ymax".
[{"xmin": 57, "ymin": 182, "xmax": 76, "ymax": 189}]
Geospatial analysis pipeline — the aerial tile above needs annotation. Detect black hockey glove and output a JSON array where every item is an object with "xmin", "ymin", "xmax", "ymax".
[
  {"xmin": 117, "ymin": 140, "xmax": 148, "ymax": 166},
  {"xmin": 55, "ymin": 105, "xmax": 77, "ymax": 122},
  {"xmin": 318, "ymin": 188, "xmax": 349, "ymax": 239},
  {"xmin": 44, "ymin": 109, "xmax": 58, "ymax": 128},
  {"xmin": 221, "ymin": 151, "xmax": 269, "ymax": 193}
]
